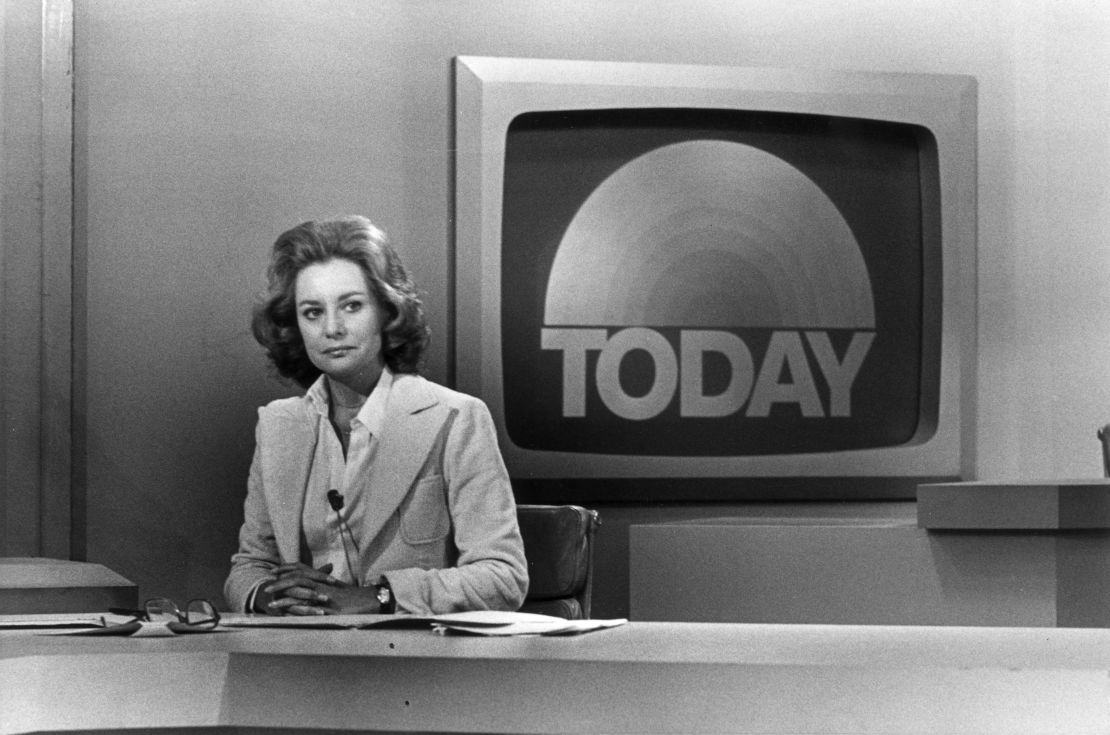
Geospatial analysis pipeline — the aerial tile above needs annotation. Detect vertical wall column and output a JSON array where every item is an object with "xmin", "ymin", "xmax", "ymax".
[{"xmin": 0, "ymin": 0, "xmax": 75, "ymax": 558}]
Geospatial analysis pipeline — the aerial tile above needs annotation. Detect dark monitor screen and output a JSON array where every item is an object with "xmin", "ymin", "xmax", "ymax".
[{"xmin": 501, "ymin": 108, "xmax": 937, "ymax": 457}]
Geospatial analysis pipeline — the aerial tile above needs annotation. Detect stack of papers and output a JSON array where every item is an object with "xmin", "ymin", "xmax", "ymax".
[
  {"xmin": 221, "ymin": 609, "xmax": 628, "ymax": 636},
  {"xmin": 1, "ymin": 611, "xmax": 628, "ymax": 637},
  {"xmin": 0, "ymin": 613, "xmax": 116, "ymax": 630},
  {"xmin": 0, "ymin": 613, "xmax": 223, "ymax": 637}
]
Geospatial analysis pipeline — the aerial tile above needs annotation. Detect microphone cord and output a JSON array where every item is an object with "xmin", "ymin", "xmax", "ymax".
[{"xmin": 326, "ymin": 489, "xmax": 361, "ymax": 587}]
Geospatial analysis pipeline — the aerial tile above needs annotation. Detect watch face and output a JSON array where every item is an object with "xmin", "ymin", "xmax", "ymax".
[{"xmin": 375, "ymin": 584, "xmax": 392, "ymax": 613}]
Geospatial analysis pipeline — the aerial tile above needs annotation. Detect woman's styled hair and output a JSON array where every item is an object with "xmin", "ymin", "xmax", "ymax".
[{"xmin": 252, "ymin": 215, "xmax": 430, "ymax": 388}]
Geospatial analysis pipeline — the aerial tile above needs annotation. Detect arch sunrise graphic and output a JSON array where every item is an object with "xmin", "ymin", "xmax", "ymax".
[
  {"xmin": 541, "ymin": 140, "xmax": 877, "ymax": 424},
  {"xmin": 544, "ymin": 141, "xmax": 875, "ymax": 329}
]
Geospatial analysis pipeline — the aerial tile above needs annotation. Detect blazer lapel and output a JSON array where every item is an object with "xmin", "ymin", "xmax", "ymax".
[
  {"xmin": 360, "ymin": 374, "xmax": 444, "ymax": 544},
  {"xmin": 260, "ymin": 405, "xmax": 320, "ymax": 563}
]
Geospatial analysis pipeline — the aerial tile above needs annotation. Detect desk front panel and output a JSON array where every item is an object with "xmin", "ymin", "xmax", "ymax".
[{"xmin": 4, "ymin": 623, "xmax": 1110, "ymax": 733}]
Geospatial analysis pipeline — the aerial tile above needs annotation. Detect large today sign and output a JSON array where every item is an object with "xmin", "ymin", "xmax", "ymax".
[
  {"xmin": 453, "ymin": 56, "xmax": 977, "ymax": 487},
  {"xmin": 542, "ymin": 327, "xmax": 875, "ymax": 421}
]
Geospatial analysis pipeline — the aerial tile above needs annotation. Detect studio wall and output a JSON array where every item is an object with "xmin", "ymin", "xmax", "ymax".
[
  {"xmin": 54, "ymin": 0, "xmax": 1110, "ymax": 615},
  {"xmin": 1, "ymin": 0, "xmax": 73, "ymax": 559}
]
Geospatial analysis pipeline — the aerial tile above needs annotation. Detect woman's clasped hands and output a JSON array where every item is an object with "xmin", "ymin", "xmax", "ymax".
[{"xmin": 260, "ymin": 562, "xmax": 382, "ymax": 615}]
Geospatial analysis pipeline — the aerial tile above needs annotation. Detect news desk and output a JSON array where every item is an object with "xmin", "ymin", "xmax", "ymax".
[{"xmin": 4, "ymin": 621, "xmax": 1110, "ymax": 734}]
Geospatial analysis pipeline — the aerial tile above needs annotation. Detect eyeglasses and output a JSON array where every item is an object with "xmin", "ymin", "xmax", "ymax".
[{"xmin": 110, "ymin": 598, "xmax": 220, "ymax": 631}]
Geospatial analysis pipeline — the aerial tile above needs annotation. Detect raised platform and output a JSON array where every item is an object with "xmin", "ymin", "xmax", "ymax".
[
  {"xmin": 0, "ymin": 558, "xmax": 137, "ymax": 614},
  {"xmin": 631, "ymin": 480, "xmax": 1110, "ymax": 627},
  {"xmin": 917, "ymin": 479, "xmax": 1110, "ymax": 529}
]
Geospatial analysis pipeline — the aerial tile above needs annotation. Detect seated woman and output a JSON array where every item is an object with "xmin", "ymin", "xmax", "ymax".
[{"xmin": 224, "ymin": 215, "xmax": 528, "ymax": 616}]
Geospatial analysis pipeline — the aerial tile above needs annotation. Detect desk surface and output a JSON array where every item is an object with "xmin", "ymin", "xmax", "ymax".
[{"xmin": 5, "ymin": 621, "xmax": 1110, "ymax": 734}]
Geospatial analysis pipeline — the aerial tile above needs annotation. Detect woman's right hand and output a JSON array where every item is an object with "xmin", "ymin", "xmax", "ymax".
[{"xmin": 259, "ymin": 562, "xmax": 341, "ymax": 615}]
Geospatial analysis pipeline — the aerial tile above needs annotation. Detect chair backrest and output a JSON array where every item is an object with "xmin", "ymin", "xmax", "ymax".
[
  {"xmin": 1100, "ymin": 424, "xmax": 1110, "ymax": 478},
  {"xmin": 516, "ymin": 504, "xmax": 600, "ymax": 619}
]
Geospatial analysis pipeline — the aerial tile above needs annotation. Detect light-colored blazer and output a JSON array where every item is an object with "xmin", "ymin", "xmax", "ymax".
[{"xmin": 224, "ymin": 373, "xmax": 528, "ymax": 615}]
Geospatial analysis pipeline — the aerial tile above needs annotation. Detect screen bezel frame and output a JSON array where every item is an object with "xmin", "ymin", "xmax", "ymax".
[{"xmin": 454, "ymin": 56, "xmax": 976, "ymax": 496}]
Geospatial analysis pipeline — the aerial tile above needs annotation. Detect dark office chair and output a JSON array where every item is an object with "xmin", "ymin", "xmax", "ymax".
[
  {"xmin": 1099, "ymin": 424, "xmax": 1110, "ymax": 477},
  {"xmin": 516, "ymin": 504, "xmax": 600, "ymax": 619}
]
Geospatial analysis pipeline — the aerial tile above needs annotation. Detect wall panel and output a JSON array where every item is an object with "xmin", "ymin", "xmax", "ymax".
[{"xmin": 1, "ymin": 0, "xmax": 73, "ymax": 559}]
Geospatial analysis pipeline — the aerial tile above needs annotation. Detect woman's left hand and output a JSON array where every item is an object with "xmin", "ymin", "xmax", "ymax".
[{"xmin": 314, "ymin": 584, "xmax": 383, "ymax": 615}]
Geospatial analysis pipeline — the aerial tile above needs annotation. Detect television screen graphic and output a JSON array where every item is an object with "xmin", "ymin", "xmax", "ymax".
[
  {"xmin": 454, "ymin": 57, "xmax": 976, "ymax": 490},
  {"xmin": 501, "ymin": 109, "xmax": 936, "ymax": 456}
]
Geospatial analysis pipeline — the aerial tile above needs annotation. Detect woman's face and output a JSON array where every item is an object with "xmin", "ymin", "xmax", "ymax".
[{"xmin": 295, "ymin": 258, "xmax": 388, "ymax": 393}]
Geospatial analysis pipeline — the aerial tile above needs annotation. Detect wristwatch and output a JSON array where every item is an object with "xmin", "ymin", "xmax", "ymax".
[{"xmin": 374, "ymin": 578, "xmax": 395, "ymax": 614}]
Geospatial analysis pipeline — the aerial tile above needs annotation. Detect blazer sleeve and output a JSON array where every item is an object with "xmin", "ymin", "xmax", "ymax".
[
  {"xmin": 384, "ymin": 396, "xmax": 529, "ymax": 614},
  {"xmin": 223, "ymin": 418, "xmax": 282, "ymax": 612}
]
